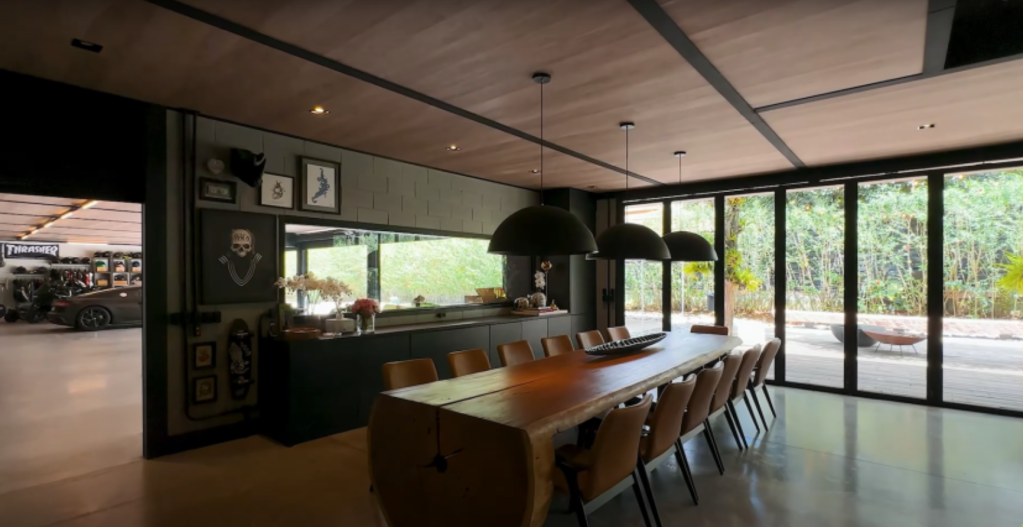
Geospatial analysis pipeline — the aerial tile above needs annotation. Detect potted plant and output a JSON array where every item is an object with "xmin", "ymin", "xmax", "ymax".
[{"xmin": 351, "ymin": 298, "xmax": 381, "ymax": 334}]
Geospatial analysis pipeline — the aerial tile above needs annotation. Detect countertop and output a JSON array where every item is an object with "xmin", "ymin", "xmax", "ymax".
[{"xmin": 294, "ymin": 312, "xmax": 571, "ymax": 341}]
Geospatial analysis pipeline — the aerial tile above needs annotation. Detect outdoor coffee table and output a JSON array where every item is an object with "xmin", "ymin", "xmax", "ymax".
[{"xmin": 861, "ymin": 329, "xmax": 926, "ymax": 355}]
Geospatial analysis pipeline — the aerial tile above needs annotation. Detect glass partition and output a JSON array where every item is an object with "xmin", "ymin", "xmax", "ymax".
[
  {"xmin": 669, "ymin": 199, "xmax": 716, "ymax": 333},
  {"xmin": 725, "ymin": 194, "xmax": 776, "ymax": 368},
  {"xmin": 624, "ymin": 203, "xmax": 664, "ymax": 335},
  {"xmin": 857, "ymin": 178, "xmax": 928, "ymax": 398},
  {"xmin": 785, "ymin": 186, "xmax": 845, "ymax": 388},
  {"xmin": 943, "ymin": 169, "xmax": 1023, "ymax": 410}
]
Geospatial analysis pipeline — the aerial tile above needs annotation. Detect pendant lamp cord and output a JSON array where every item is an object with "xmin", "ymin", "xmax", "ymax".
[
  {"xmin": 625, "ymin": 127, "xmax": 629, "ymax": 190},
  {"xmin": 540, "ymin": 79, "xmax": 544, "ymax": 204},
  {"xmin": 678, "ymin": 154, "xmax": 682, "ymax": 184}
]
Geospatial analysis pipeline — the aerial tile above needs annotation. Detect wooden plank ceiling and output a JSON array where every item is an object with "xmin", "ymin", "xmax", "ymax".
[
  {"xmin": 0, "ymin": 193, "xmax": 141, "ymax": 245},
  {"xmin": 0, "ymin": 0, "xmax": 1019, "ymax": 191}
]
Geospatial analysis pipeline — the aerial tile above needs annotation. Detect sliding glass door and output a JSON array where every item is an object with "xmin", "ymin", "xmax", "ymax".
[
  {"xmin": 624, "ymin": 203, "xmax": 663, "ymax": 335},
  {"xmin": 670, "ymin": 199, "xmax": 715, "ymax": 332},
  {"xmin": 785, "ymin": 186, "xmax": 845, "ymax": 388},
  {"xmin": 724, "ymin": 194, "xmax": 776, "ymax": 365},
  {"xmin": 857, "ymin": 178, "xmax": 928, "ymax": 398},
  {"xmin": 943, "ymin": 169, "xmax": 1023, "ymax": 411}
]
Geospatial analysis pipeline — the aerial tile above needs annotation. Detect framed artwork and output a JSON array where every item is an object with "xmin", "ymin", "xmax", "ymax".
[
  {"xmin": 192, "ymin": 375, "xmax": 218, "ymax": 404},
  {"xmin": 192, "ymin": 342, "xmax": 216, "ymax": 370},
  {"xmin": 199, "ymin": 177, "xmax": 237, "ymax": 204},
  {"xmin": 199, "ymin": 209, "xmax": 279, "ymax": 304},
  {"xmin": 259, "ymin": 173, "xmax": 294, "ymax": 209},
  {"xmin": 300, "ymin": 157, "xmax": 340, "ymax": 214}
]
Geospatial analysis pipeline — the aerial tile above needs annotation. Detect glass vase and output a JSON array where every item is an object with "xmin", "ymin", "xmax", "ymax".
[{"xmin": 357, "ymin": 313, "xmax": 376, "ymax": 334}]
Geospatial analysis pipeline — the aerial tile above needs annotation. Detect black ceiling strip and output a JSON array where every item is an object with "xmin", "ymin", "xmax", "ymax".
[
  {"xmin": 144, "ymin": 0, "xmax": 662, "ymax": 186},
  {"xmin": 923, "ymin": 0, "xmax": 957, "ymax": 75},
  {"xmin": 627, "ymin": 0, "xmax": 805, "ymax": 169}
]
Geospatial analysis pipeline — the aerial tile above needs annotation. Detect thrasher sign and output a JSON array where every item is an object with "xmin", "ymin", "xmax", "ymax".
[{"xmin": 2, "ymin": 243, "xmax": 59, "ymax": 260}]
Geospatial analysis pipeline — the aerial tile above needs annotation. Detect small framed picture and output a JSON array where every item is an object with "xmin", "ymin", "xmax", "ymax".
[
  {"xmin": 200, "ymin": 177, "xmax": 237, "ymax": 204},
  {"xmin": 193, "ymin": 375, "xmax": 218, "ymax": 404},
  {"xmin": 192, "ymin": 342, "xmax": 216, "ymax": 370},
  {"xmin": 259, "ymin": 173, "xmax": 294, "ymax": 209},
  {"xmin": 300, "ymin": 157, "xmax": 340, "ymax": 214}
]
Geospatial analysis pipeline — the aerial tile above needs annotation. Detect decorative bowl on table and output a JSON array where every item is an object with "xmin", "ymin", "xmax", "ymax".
[{"xmin": 584, "ymin": 332, "xmax": 667, "ymax": 356}]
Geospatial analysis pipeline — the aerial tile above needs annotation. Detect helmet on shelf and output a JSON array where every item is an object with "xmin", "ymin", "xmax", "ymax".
[
  {"xmin": 14, "ymin": 266, "xmax": 27, "ymax": 274},
  {"xmin": 112, "ymin": 252, "xmax": 124, "ymax": 259},
  {"xmin": 80, "ymin": 257, "xmax": 91, "ymax": 264}
]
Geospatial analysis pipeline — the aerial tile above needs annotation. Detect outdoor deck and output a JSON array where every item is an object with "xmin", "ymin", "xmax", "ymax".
[{"xmin": 626, "ymin": 313, "xmax": 1023, "ymax": 412}]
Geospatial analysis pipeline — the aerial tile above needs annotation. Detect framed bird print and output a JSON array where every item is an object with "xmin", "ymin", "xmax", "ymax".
[
  {"xmin": 259, "ymin": 173, "xmax": 294, "ymax": 209},
  {"xmin": 300, "ymin": 157, "xmax": 340, "ymax": 214}
]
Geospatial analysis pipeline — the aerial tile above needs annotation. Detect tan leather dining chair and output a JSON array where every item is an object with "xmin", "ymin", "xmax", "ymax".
[
  {"xmin": 554, "ymin": 395, "xmax": 656, "ymax": 527},
  {"xmin": 638, "ymin": 377, "xmax": 698, "ymax": 512},
  {"xmin": 497, "ymin": 340, "xmax": 535, "ymax": 367},
  {"xmin": 447, "ymin": 348, "xmax": 490, "ymax": 378},
  {"xmin": 576, "ymin": 330, "xmax": 604, "ymax": 349},
  {"xmin": 690, "ymin": 324, "xmax": 729, "ymax": 335},
  {"xmin": 678, "ymin": 363, "xmax": 723, "ymax": 501},
  {"xmin": 749, "ymin": 338, "xmax": 782, "ymax": 429},
  {"xmin": 541, "ymin": 335, "xmax": 575, "ymax": 357},
  {"xmin": 708, "ymin": 353, "xmax": 745, "ymax": 452},
  {"xmin": 382, "ymin": 358, "xmax": 438, "ymax": 391},
  {"xmin": 728, "ymin": 345, "xmax": 763, "ymax": 436},
  {"xmin": 606, "ymin": 326, "xmax": 631, "ymax": 342}
]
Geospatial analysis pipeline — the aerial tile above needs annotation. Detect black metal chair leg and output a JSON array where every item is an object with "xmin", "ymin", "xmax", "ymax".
[
  {"xmin": 743, "ymin": 393, "xmax": 761, "ymax": 433},
  {"xmin": 723, "ymin": 410, "xmax": 745, "ymax": 450},
  {"xmin": 674, "ymin": 441, "xmax": 699, "ymax": 505},
  {"xmin": 559, "ymin": 460, "xmax": 590, "ymax": 527},
  {"xmin": 727, "ymin": 401, "xmax": 750, "ymax": 449},
  {"xmin": 631, "ymin": 471, "xmax": 654, "ymax": 527},
  {"xmin": 702, "ymin": 425, "xmax": 725, "ymax": 475},
  {"xmin": 635, "ymin": 460, "xmax": 663, "ymax": 527},
  {"xmin": 750, "ymin": 387, "xmax": 769, "ymax": 429},
  {"xmin": 762, "ymin": 385, "xmax": 777, "ymax": 417}
]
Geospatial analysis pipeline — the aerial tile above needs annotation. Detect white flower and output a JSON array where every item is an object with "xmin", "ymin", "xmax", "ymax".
[{"xmin": 534, "ymin": 270, "xmax": 546, "ymax": 289}]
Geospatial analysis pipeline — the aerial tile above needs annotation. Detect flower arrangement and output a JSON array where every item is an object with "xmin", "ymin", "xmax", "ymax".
[
  {"xmin": 351, "ymin": 298, "xmax": 381, "ymax": 317},
  {"xmin": 275, "ymin": 272, "xmax": 352, "ymax": 316}
]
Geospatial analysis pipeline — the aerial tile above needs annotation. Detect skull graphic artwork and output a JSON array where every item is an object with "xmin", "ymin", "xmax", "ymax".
[{"xmin": 230, "ymin": 229, "xmax": 254, "ymax": 258}]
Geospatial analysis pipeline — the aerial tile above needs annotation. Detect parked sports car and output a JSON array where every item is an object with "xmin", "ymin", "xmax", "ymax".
[{"xmin": 47, "ymin": 286, "xmax": 142, "ymax": 330}]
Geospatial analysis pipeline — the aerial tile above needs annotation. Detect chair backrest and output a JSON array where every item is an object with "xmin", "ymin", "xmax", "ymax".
[
  {"xmin": 606, "ymin": 326, "xmax": 631, "ymax": 342},
  {"xmin": 690, "ymin": 324, "xmax": 729, "ymax": 335},
  {"xmin": 541, "ymin": 335, "xmax": 575, "ymax": 357},
  {"xmin": 730, "ymin": 345, "xmax": 762, "ymax": 399},
  {"xmin": 576, "ymin": 330, "xmax": 605, "ymax": 349},
  {"xmin": 382, "ymin": 358, "xmax": 438, "ymax": 390},
  {"xmin": 447, "ymin": 348, "xmax": 490, "ymax": 378},
  {"xmin": 497, "ymin": 340, "xmax": 535, "ymax": 367},
  {"xmin": 752, "ymin": 338, "xmax": 782, "ymax": 387},
  {"xmin": 710, "ymin": 353, "xmax": 743, "ymax": 413},
  {"xmin": 582, "ymin": 395, "xmax": 653, "ymax": 500},
  {"xmin": 642, "ymin": 377, "xmax": 696, "ymax": 462},
  {"xmin": 681, "ymin": 363, "xmax": 723, "ymax": 434}
]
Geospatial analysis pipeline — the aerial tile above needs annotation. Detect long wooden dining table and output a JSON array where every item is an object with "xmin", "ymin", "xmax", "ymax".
[{"xmin": 368, "ymin": 331, "xmax": 742, "ymax": 527}]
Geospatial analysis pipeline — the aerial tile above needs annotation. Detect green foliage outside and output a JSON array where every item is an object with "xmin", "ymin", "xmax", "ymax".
[
  {"xmin": 624, "ymin": 169, "xmax": 1023, "ymax": 320},
  {"xmin": 380, "ymin": 237, "xmax": 504, "ymax": 306},
  {"xmin": 307, "ymin": 245, "xmax": 369, "ymax": 300}
]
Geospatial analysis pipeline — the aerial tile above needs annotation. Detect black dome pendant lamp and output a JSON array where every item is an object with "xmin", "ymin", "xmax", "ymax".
[
  {"xmin": 662, "ymin": 151, "xmax": 718, "ymax": 262},
  {"xmin": 589, "ymin": 123, "xmax": 670, "ymax": 261},
  {"xmin": 488, "ymin": 73, "xmax": 598, "ymax": 256}
]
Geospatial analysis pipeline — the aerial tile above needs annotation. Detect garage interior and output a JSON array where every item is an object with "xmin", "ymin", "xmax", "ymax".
[{"xmin": 0, "ymin": 193, "xmax": 142, "ymax": 494}]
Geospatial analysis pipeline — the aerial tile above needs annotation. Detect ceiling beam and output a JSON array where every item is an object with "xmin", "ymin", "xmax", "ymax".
[
  {"xmin": 923, "ymin": 0, "xmax": 957, "ymax": 75},
  {"xmin": 144, "ymin": 0, "xmax": 663, "ymax": 186},
  {"xmin": 626, "ymin": 0, "xmax": 806, "ymax": 169}
]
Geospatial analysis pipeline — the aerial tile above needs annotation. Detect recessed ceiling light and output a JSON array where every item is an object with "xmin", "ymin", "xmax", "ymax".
[
  {"xmin": 71, "ymin": 38, "xmax": 103, "ymax": 53},
  {"xmin": 310, "ymin": 106, "xmax": 329, "ymax": 115},
  {"xmin": 587, "ymin": 185, "xmax": 597, "ymax": 189},
  {"xmin": 446, "ymin": 145, "xmax": 461, "ymax": 151},
  {"xmin": 918, "ymin": 123, "xmax": 935, "ymax": 130},
  {"xmin": 530, "ymin": 169, "xmax": 540, "ymax": 174}
]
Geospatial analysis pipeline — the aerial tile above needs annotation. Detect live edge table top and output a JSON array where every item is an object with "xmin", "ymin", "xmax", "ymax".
[{"xmin": 368, "ymin": 331, "xmax": 742, "ymax": 527}]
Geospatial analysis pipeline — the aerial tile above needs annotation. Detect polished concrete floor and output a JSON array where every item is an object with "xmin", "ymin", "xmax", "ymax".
[
  {"xmin": 0, "ymin": 323, "xmax": 142, "ymax": 494},
  {"xmin": 2, "ymin": 386, "xmax": 1022, "ymax": 527}
]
